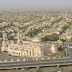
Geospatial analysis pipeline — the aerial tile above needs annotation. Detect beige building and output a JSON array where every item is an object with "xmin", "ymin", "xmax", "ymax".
[
  {"xmin": 1, "ymin": 26, "xmax": 58, "ymax": 57},
  {"xmin": 59, "ymin": 28, "xmax": 71, "ymax": 40},
  {"xmin": 51, "ymin": 42, "xmax": 58, "ymax": 54}
]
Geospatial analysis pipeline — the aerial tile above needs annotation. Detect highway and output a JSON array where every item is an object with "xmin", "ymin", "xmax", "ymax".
[{"xmin": 0, "ymin": 57, "xmax": 72, "ymax": 69}]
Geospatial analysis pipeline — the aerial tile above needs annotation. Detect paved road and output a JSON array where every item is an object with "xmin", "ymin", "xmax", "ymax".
[
  {"xmin": 0, "ymin": 57, "xmax": 72, "ymax": 69},
  {"xmin": 1, "ymin": 42, "xmax": 72, "ymax": 69}
]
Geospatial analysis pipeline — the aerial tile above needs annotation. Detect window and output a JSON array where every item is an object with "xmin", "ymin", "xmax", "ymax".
[
  {"xmin": 12, "ymin": 52, "xmax": 15, "ymax": 54},
  {"xmin": 34, "ymin": 51, "xmax": 36, "ymax": 56},
  {"xmin": 19, "ymin": 53, "xmax": 20, "ymax": 55},
  {"xmin": 37, "ymin": 52, "xmax": 39, "ymax": 55},
  {"xmin": 30, "ymin": 51, "xmax": 31, "ymax": 56},
  {"xmin": 24, "ymin": 53, "xmax": 26, "ymax": 55}
]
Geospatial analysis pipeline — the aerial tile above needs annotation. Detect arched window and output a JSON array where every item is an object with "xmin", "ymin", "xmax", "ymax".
[
  {"xmin": 30, "ymin": 51, "xmax": 31, "ymax": 56},
  {"xmin": 34, "ymin": 51, "xmax": 36, "ymax": 56},
  {"xmin": 19, "ymin": 53, "xmax": 20, "ymax": 55}
]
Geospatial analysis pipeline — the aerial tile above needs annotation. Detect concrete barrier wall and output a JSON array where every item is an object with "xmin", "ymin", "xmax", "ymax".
[{"xmin": 0, "ymin": 56, "xmax": 64, "ymax": 62}]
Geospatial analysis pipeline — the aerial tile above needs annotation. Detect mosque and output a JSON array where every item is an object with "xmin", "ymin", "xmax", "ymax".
[{"xmin": 1, "ymin": 26, "xmax": 58, "ymax": 57}]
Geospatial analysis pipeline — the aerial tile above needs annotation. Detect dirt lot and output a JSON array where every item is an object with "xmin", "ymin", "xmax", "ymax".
[{"xmin": 0, "ymin": 65, "xmax": 72, "ymax": 72}]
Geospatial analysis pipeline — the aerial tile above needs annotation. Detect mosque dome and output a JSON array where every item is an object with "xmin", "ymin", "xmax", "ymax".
[{"xmin": 32, "ymin": 36, "xmax": 42, "ymax": 43}]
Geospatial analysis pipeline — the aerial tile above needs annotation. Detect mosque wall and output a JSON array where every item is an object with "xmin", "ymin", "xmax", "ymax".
[{"xmin": 1, "ymin": 26, "xmax": 58, "ymax": 57}]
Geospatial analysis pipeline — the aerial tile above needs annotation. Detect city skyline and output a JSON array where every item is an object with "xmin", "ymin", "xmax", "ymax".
[{"xmin": 0, "ymin": 0, "xmax": 72, "ymax": 9}]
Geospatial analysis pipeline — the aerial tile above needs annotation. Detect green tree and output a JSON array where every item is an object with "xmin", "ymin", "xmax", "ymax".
[
  {"xmin": 14, "ymin": 30, "xmax": 17, "ymax": 33},
  {"xmin": 42, "ymin": 33, "xmax": 58, "ymax": 41},
  {"xmin": 0, "ymin": 27, "xmax": 3, "ymax": 31},
  {"xmin": 0, "ymin": 32, "xmax": 2, "ymax": 38},
  {"xmin": 60, "ymin": 39, "xmax": 66, "ymax": 42},
  {"xmin": 62, "ymin": 25, "xmax": 69, "ymax": 32},
  {"xmin": 63, "ymin": 49, "xmax": 66, "ymax": 56},
  {"xmin": 25, "ymin": 28, "xmax": 42, "ymax": 37},
  {"xmin": 51, "ymin": 18, "xmax": 62, "ymax": 26},
  {"xmin": 0, "ymin": 19, "xmax": 2, "ymax": 23},
  {"xmin": 37, "ymin": 67, "xmax": 43, "ymax": 72},
  {"xmin": 5, "ymin": 23, "xmax": 15, "ymax": 28},
  {"xmin": 8, "ymin": 31, "xmax": 13, "ymax": 35},
  {"xmin": 58, "ymin": 46, "xmax": 64, "ymax": 51},
  {"xmin": 41, "ymin": 25, "xmax": 51, "ymax": 29},
  {"xmin": 7, "ymin": 36, "xmax": 17, "ymax": 41},
  {"xmin": 20, "ymin": 25, "xmax": 30, "ymax": 31},
  {"xmin": 7, "ymin": 36, "xmax": 14, "ymax": 40}
]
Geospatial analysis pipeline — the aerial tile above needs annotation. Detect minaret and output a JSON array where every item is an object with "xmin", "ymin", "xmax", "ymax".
[
  {"xmin": 70, "ymin": 26, "xmax": 72, "ymax": 41},
  {"xmin": 51, "ymin": 42, "xmax": 57, "ymax": 54},
  {"xmin": 17, "ymin": 26, "xmax": 20, "ymax": 44},
  {"xmin": 1, "ymin": 26, "xmax": 7, "ymax": 51}
]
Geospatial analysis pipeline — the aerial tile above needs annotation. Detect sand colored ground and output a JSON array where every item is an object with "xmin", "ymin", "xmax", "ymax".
[
  {"xmin": 0, "ymin": 66, "xmax": 69, "ymax": 72},
  {"xmin": 0, "ymin": 66, "xmax": 72, "ymax": 72}
]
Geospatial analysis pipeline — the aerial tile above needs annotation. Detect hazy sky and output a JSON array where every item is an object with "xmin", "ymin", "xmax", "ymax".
[{"xmin": 0, "ymin": 0, "xmax": 72, "ymax": 9}]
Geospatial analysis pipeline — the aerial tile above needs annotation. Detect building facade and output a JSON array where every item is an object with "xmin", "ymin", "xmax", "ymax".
[{"xmin": 1, "ymin": 26, "xmax": 58, "ymax": 57}]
